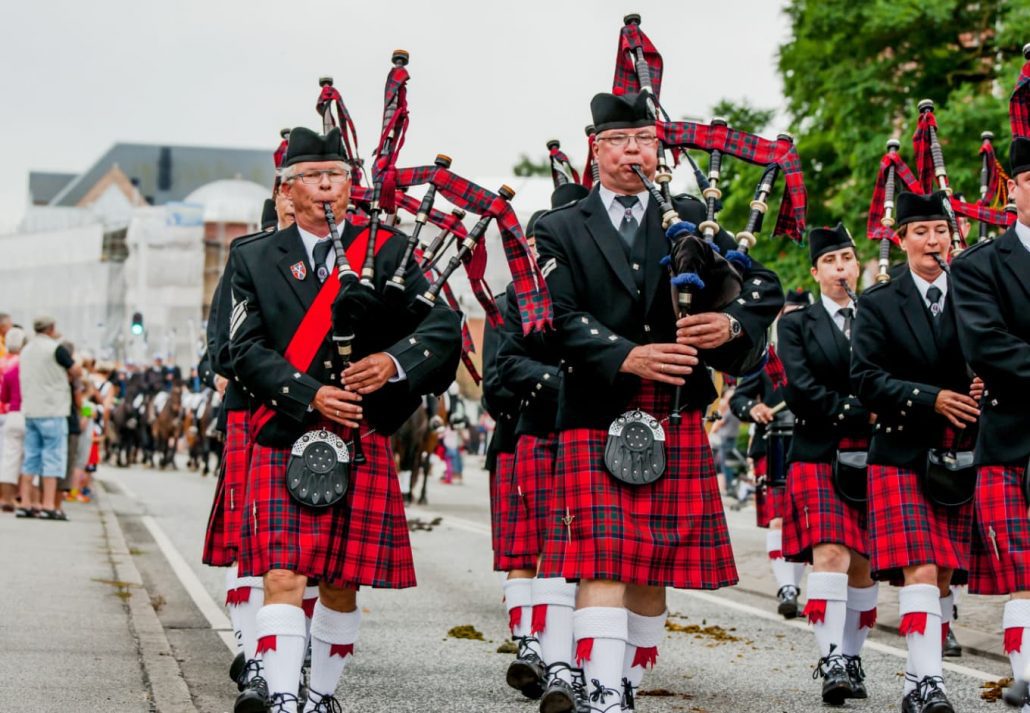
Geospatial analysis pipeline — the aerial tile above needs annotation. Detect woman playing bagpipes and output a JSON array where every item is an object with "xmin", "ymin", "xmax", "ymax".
[
  {"xmin": 851, "ymin": 190, "xmax": 982, "ymax": 713},
  {"xmin": 777, "ymin": 224, "xmax": 877, "ymax": 707}
]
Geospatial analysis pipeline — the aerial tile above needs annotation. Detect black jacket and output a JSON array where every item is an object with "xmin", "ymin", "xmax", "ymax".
[
  {"xmin": 951, "ymin": 228, "xmax": 1030, "ymax": 466},
  {"xmin": 729, "ymin": 369, "xmax": 789, "ymax": 459},
  {"xmin": 482, "ymin": 292, "xmax": 518, "ymax": 470},
  {"xmin": 496, "ymin": 283, "xmax": 561, "ymax": 438},
  {"xmin": 228, "ymin": 221, "xmax": 461, "ymax": 447},
  {"xmin": 851, "ymin": 269, "xmax": 975, "ymax": 468},
  {"xmin": 533, "ymin": 187, "xmax": 784, "ymax": 430},
  {"xmin": 777, "ymin": 301, "xmax": 870, "ymax": 463}
]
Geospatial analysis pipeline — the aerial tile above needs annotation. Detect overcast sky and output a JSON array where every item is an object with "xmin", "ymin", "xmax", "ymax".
[{"xmin": 0, "ymin": 0, "xmax": 791, "ymax": 233}]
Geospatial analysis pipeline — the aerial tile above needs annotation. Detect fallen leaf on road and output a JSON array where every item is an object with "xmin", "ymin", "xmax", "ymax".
[
  {"xmin": 980, "ymin": 678, "xmax": 1013, "ymax": 701},
  {"xmin": 448, "ymin": 625, "xmax": 485, "ymax": 640}
]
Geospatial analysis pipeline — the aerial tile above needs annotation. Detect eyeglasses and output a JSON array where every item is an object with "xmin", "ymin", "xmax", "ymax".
[
  {"xmin": 288, "ymin": 170, "xmax": 350, "ymax": 185},
  {"xmin": 596, "ymin": 133, "xmax": 659, "ymax": 148}
]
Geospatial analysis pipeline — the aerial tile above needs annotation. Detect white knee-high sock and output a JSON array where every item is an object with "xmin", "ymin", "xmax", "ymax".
[
  {"xmin": 531, "ymin": 578, "xmax": 576, "ymax": 677},
  {"xmin": 899, "ymin": 584, "xmax": 944, "ymax": 695},
  {"xmin": 304, "ymin": 601, "xmax": 360, "ymax": 711},
  {"xmin": 225, "ymin": 567, "xmax": 243, "ymax": 652},
  {"xmin": 623, "ymin": 609, "xmax": 667, "ymax": 698},
  {"xmin": 793, "ymin": 562, "xmax": 807, "ymax": 587},
  {"xmin": 574, "ymin": 607, "xmax": 628, "ymax": 712},
  {"xmin": 302, "ymin": 584, "xmax": 319, "ymax": 647},
  {"xmin": 842, "ymin": 583, "xmax": 878, "ymax": 658},
  {"xmin": 504, "ymin": 578, "xmax": 541, "ymax": 657},
  {"xmin": 1004, "ymin": 599, "xmax": 1030, "ymax": 713},
  {"xmin": 234, "ymin": 574, "xmax": 265, "ymax": 672},
  {"xmin": 940, "ymin": 590, "xmax": 955, "ymax": 642},
  {"xmin": 256, "ymin": 604, "xmax": 307, "ymax": 712},
  {"xmin": 804, "ymin": 572, "xmax": 848, "ymax": 658},
  {"xmin": 767, "ymin": 530, "xmax": 796, "ymax": 590}
]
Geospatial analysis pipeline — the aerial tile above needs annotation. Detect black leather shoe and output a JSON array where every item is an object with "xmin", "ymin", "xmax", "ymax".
[
  {"xmin": 901, "ymin": 688, "xmax": 922, "ymax": 713},
  {"xmin": 229, "ymin": 651, "xmax": 246, "ymax": 690},
  {"xmin": 777, "ymin": 585, "xmax": 800, "ymax": 619},
  {"xmin": 844, "ymin": 655, "xmax": 867, "ymax": 699},
  {"xmin": 917, "ymin": 676, "xmax": 954, "ymax": 713},
  {"xmin": 812, "ymin": 650, "xmax": 852, "ymax": 706},
  {"xmin": 621, "ymin": 677, "xmax": 636, "ymax": 711},
  {"xmin": 233, "ymin": 674, "xmax": 270, "ymax": 713},
  {"xmin": 507, "ymin": 636, "xmax": 546, "ymax": 699},
  {"xmin": 540, "ymin": 662, "xmax": 577, "ymax": 713},
  {"xmin": 942, "ymin": 627, "xmax": 962, "ymax": 657}
]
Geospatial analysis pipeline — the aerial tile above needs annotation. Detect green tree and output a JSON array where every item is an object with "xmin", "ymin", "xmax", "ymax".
[
  {"xmin": 776, "ymin": 0, "xmax": 1030, "ymax": 265},
  {"xmin": 512, "ymin": 154, "xmax": 549, "ymax": 177}
]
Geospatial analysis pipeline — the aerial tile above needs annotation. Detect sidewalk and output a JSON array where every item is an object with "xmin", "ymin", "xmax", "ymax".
[
  {"xmin": 723, "ymin": 497, "xmax": 1010, "ymax": 662},
  {"xmin": 0, "ymin": 494, "xmax": 193, "ymax": 712}
]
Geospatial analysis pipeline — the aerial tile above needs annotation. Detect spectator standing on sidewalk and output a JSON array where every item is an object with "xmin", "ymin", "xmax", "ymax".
[
  {"xmin": 18, "ymin": 317, "xmax": 80, "ymax": 520},
  {"xmin": 709, "ymin": 386, "xmax": 742, "ymax": 496},
  {"xmin": 0, "ymin": 313, "xmax": 12, "ymax": 359},
  {"xmin": 0, "ymin": 327, "xmax": 27, "ymax": 511}
]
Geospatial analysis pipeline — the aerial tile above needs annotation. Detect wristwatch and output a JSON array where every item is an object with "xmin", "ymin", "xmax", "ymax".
[{"xmin": 725, "ymin": 314, "xmax": 743, "ymax": 339}]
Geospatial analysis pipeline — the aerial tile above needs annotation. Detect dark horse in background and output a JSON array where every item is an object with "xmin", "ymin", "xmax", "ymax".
[
  {"xmin": 183, "ymin": 388, "xmax": 221, "ymax": 476},
  {"xmin": 108, "ymin": 375, "xmax": 148, "ymax": 467},
  {"xmin": 150, "ymin": 385, "xmax": 184, "ymax": 469},
  {"xmin": 392, "ymin": 395, "xmax": 445, "ymax": 506}
]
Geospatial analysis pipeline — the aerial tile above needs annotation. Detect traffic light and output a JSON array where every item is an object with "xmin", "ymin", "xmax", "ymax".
[{"xmin": 131, "ymin": 312, "xmax": 144, "ymax": 336}]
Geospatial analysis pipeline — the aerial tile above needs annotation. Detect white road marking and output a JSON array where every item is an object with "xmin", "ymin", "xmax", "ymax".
[{"xmin": 425, "ymin": 507, "xmax": 1003, "ymax": 683}]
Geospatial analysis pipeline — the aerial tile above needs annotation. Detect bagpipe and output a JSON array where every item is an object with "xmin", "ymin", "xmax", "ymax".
[
  {"xmin": 866, "ymin": 44, "xmax": 1030, "ymax": 277},
  {"xmin": 304, "ymin": 52, "xmax": 550, "ymax": 385},
  {"xmin": 612, "ymin": 14, "xmax": 807, "ymax": 407}
]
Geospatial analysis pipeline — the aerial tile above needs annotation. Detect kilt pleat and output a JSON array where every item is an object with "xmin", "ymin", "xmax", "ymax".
[
  {"xmin": 537, "ymin": 380, "xmax": 737, "ymax": 589},
  {"xmin": 237, "ymin": 423, "xmax": 415, "ymax": 589},
  {"xmin": 202, "ymin": 409, "xmax": 249, "ymax": 567},
  {"xmin": 866, "ymin": 464, "xmax": 972, "ymax": 580},
  {"xmin": 492, "ymin": 452, "xmax": 536, "ymax": 572},
  {"xmin": 754, "ymin": 455, "xmax": 787, "ymax": 528},
  {"xmin": 782, "ymin": 459, "xmax": 867, "ymax": 563},
  {"xmin": 969, "ymin": 465, "xmax": 1030, "ymax": 595},
  {"xmin": 508, "ymin": 434, "xmax": 559, "ymax": 557}
]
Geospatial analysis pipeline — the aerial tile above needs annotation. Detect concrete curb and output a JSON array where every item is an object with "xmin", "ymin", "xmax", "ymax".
[{"xmin": 97, "ymin": 486, "xmax": 198, "ymax": 712}]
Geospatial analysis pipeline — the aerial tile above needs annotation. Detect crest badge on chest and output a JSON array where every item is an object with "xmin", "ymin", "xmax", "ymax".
[{"xmin": 290, "ymin": 261, "xmax": 307, "ymax": 280}]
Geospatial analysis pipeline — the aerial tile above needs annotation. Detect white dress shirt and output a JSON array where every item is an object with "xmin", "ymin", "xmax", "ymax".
[
  {"xmin": 598, "ymin": 184, "xmax": 650, "ymax": 233},
  {"xmin": 910, "ymin": 270, "xmax": 949, "ymax": 312},
  {"xmin": 820, "ymin": 292, "xmax": 856, "ymax": 334},
  {"xmin": 295, "ymin": 223, "xmax": 406, "ymax": 382},
  {"xmin": 1016, "ymin": 220, "xmax": 1030, "ymax": 253}
]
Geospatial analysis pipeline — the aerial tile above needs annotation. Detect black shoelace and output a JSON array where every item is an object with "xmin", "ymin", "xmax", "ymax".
[
  {"xmin": 812, "ymin": 653, "xmax": 848, "ymax": 680},
  {"xmin": 268, "ymin": 692, "xmax": 300, "ymax": 713},
  {"xmin": 513, "ymin": 635, "xmax": 544, "ymax": 665},
  {"xmin": 622, "ymin": 676, "xmax": 636, "ymax": 710},
  {"xmin": 917, "ymin": 675, "xmax": 947, "ymax": 700},
  {"xmin": 306, "ymin": 690, "xmax": 343, "ymax": 713},
  {"xmin": 844, "ymin": 655, "xmax": 865, "ymax": 682}
]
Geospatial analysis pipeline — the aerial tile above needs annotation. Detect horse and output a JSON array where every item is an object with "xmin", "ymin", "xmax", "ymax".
[
  {"xmin": 151, "ymin": 384, "xmax": 184, "ymax": 469},
  {"xmin": 392, "ymin": 395, "xmax": 448, "ymax": 506},
  {"xmin": 108, "ymin": 380, "xmax": 148, "ymax": 467},
  {"xmin": 183, "ymin": 388, "xmax": 220, "ymax": 476}
]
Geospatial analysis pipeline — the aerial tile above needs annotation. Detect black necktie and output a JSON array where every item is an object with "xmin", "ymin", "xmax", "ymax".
[
  {"xmin": 926, "ymin": 285, "xmax": 943, "ymax": 319},
  {"xmin": 614, "ymin": 195, "xmax": 640, "ymax": 249},
  {"xmin": 838, "ymin": 307, "xmax": 854, "ymax": 341},
  {"xmin": 313, "ymin": 239, "xmax": 333, "ymax": 283}
]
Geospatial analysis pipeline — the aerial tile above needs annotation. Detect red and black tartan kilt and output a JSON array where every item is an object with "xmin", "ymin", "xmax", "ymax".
[
  {"xmin": 782, "ymin": 437, "xmax": 869, "ymax": 563},
  {"xmin": 537, "ymin": 380, "xmax": 738, "ymax": 589},
  {"xmin": 754, "ymin": 456, "xmax": 787, "ymax": 528},
  {"xmin": 969, "ymin": 465, "xmax": 1030, "ymax": 594},
  {"xmin": 202, "ymin": 409, "xmax": 249, "ymax": 567},
  {"xmin": 866, "ymin": 464, "xmax": 973, "ymax": 580},
  {"xmin": 508, "ymin": 433, "xmax": 559, "ymax": 557},
  {"xmin": 491, "ymin": 452, "xmax": 535, "ymax": 572},
  {"xmin": 237, "ymin": 423, "xmax": 415, "ymax": 589}
]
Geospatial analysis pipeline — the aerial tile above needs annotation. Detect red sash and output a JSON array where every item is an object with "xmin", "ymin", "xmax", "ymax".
[{"xmin": 250, "ymin": 228, "xmax": 390, "ymax": 437}]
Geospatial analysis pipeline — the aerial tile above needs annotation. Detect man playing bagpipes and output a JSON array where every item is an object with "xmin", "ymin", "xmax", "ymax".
[
  {"xmin": 852, "ymin": 191, "xmax": 982, "ymax": 713},
  {"xmin": 532, "ymin": 91, "xmax": 783, "ymax": 712},
  {"xmin": 729, "ymin": 288, "xmax": 809, "ymax": 621},
  {"xmin": 776, "ymin": 225, "xmax": 877, "ymax": 707},
  {"xmin": 495, "ymin": 190, "xmax": 589, "ymax": 712},
  {"xmin": 952, "ymin": 136, "xmax": 1030, "ymax": 711},
  {"xmin": 228, "ymin": 126, "xmax": 460, "ymax": 713}
]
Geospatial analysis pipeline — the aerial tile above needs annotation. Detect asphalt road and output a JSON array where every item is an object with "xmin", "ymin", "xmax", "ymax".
[{"xmin": 97, "ymin": 456, "xmax": 1013, "ymax": 713}]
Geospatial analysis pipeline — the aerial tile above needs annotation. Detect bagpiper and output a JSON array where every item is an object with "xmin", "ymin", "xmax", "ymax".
[
  {"xmin": 228, "ymin": 126, "xmax": 460, "ymax": 713},
  {"xmin": 852, "ymin": 190, "xmax": 980, "ymax": 713},
  {"xmin": 533, "ymin": 91, "xmax": 783, "ymax": 712},
  {"xmin": 952, "ymin": 137, "xmax": 1030, "ymax": 710},
  {"xmin": 729, "ymin": 287, "xmax": 809, "ymax": 619},
  {"xmin": 777, "ymin": 223, "xmax": 877, "ymax": 706}
]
